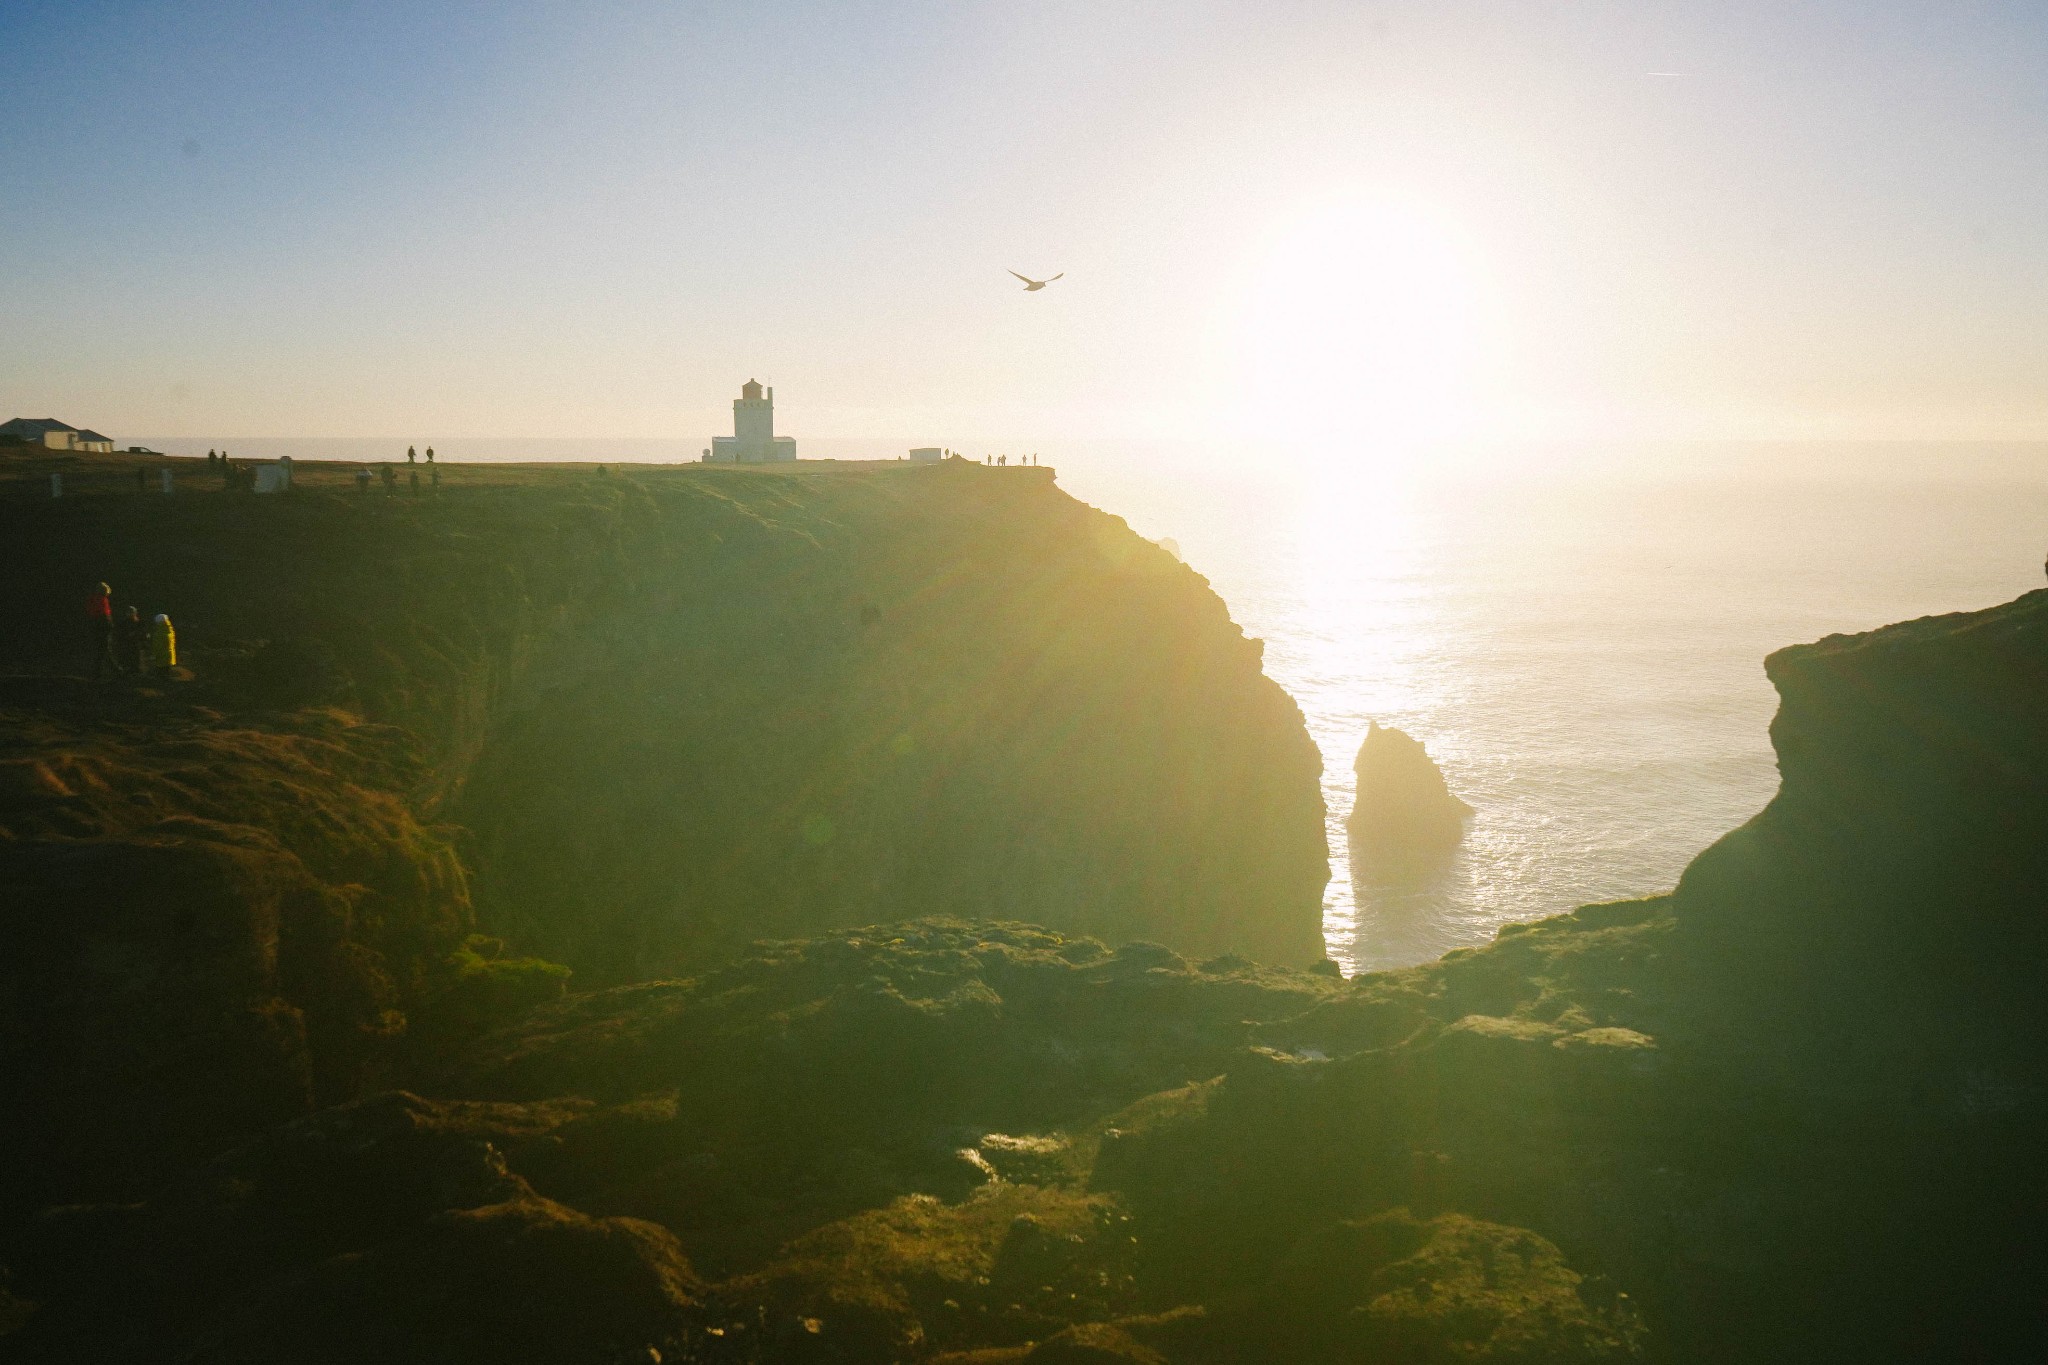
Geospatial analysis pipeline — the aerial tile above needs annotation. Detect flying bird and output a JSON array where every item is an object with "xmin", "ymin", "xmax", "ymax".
[{"xmin": 1009, "ymin": 270, "xmax": 1064, "ymax": 292}]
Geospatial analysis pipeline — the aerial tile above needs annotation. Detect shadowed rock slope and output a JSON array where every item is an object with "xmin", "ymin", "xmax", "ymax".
[{"xmin": 8, "ymin": 921, "xmax": 1646, "ymax": 1365}]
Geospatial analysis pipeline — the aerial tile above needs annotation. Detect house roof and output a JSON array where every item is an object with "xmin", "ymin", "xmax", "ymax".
[
  {"xmin": 74, "ymin": 430, "xmax": 113, "ymax": 443},
  {"xmin": 0, "ymin": 417, "xmax": 81, "ymax": 437}
]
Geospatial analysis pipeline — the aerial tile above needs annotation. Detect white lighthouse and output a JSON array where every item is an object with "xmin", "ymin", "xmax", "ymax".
[{"xmin": 711, "ymin": 379, "xmax": 797, "ymax": 463}]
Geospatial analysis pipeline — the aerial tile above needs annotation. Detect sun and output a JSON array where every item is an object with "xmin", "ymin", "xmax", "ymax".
[{"xmin": 1228, "ymin": 192, "xmax": 1484, "ymax": 468}]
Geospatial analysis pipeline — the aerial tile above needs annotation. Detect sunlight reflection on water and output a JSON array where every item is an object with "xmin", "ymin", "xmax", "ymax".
[{"xmin": 1056, "ymin": 457, "xmax": 2048, "ymax": 975}]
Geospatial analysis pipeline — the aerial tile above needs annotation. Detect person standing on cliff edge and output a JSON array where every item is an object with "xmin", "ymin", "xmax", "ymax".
[
  {"xmin": 113, "ymin": 606, "xmax": 145, "ymax": 676},
  {"xmin": 87, "ymin": 582, "xmax": 115, "ymax": 680},
  {"xmin": 148, "ymin": 614, "xmax": 177, "ymax": 681}
]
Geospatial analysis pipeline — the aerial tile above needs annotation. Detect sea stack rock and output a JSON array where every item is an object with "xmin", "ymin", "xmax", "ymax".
[{"xmin": 1347, "ymin": 722, "xmax": 1472, "ymax": 860}]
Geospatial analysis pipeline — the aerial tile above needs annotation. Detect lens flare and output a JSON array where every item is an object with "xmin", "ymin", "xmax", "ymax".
[{"xmin": 1229, "ymin": 193, "xmax": 1484, "ymax": 470}]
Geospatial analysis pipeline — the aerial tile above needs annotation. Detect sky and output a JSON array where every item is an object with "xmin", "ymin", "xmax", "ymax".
[{"xmin": 4, "ymin": 0, "xmax": 2047, "ymax": 452}]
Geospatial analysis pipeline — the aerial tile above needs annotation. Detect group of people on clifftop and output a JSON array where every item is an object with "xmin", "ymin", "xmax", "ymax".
[
  {"xmin": 354, "ymin": 445, "xmax": 439, "ymax": 496},
  {"xmin": 87, "ymin": 582, "xmax": 176, "ymax": 683}
]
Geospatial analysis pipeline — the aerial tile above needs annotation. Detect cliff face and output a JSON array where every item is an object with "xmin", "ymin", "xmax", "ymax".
[
  {"xmin": 450, "ymin": 465, "xmax": 1328, "ymax": 978},
  {"xmin": 1674, "ymin": 591, "xmax": 2048, "ymax": 1105},
  {"xmin": 0, "ymin": 463, "xmax": 1326, "ymax": 1210}
]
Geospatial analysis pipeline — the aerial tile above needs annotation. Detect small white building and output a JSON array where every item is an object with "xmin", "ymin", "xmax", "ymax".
[
  {"xmin": 709, "ymin": 380, "xmax": 797, "ymax": 463},
  {"xmin": 908, "ymin": 447, "xmax": 943, "ymax": 462},
  {"xmin": 0, "ymin": 418, "xmax": 114, "ymax": 453}
]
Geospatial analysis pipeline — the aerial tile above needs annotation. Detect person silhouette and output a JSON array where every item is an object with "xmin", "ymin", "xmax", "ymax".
[
  {"xmin": 114, "ymin": 606, "xmax": 145, "ymax": 676},
  {"xmin": 148, "ymin": 613, "xmax": 177, "ymax": 680},
  {"xmin": 87, "ymin": 582, "xmax": 115, "ymax": 681}
]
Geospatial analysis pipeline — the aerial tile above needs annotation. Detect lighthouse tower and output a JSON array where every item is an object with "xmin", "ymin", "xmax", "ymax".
[{"xmin": 712, "ymin": 379, "xmax": 797, "ymax": 462}]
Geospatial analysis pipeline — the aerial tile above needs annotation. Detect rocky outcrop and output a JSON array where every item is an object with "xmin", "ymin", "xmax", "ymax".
[
  {"xmin": 0, "ymin": 691, "xmax": 475, "ymax": 1212},
  {"xmin": 1243, "ymin": 1209, "xmax": 1647, "ymax": 1362},
  {"xmin": 9, "ymin": 921, "xmax": 1636, "ymax": 1365},
  {"xmin": 1675, "ymin": 593, "xmax": 2048, "ymax": 1103},
  {"xmin": 452, "ymin": 919, "xmax": 1336, "ymax": 1276},
  {"xmin": 1347, "ymin": 722, "xmax": 1470, "ymax": 870}
]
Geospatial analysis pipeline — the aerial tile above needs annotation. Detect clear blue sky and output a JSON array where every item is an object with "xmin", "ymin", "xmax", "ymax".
[{"xmin": 4, "ymin": 0, "xmax": 2046, "ymax": 447}]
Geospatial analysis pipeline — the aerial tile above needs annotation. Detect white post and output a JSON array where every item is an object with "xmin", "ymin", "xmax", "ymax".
[
  {"xmin": 161, "ymin": 468, "xmax": 174, "ymax": 495},
  {"xmin": 49, "ymin": 472, "xmax": 61, "ymax": 499}
]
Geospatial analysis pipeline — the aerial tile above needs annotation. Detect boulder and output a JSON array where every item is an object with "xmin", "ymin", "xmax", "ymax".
[
  {"xmin": 1253, "ymin": 1209, "xmax": 1647, "ymax": 1362},
  {"xmin": 1347, "ymin": 723, "xmax": 1471, "ymax": 868}
]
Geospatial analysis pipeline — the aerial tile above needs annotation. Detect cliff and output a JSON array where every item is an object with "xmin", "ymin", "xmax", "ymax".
[
  {"xmin": 0, "ymin": 462, "xmax": 1327, "ymax": 1215},
  {"xmin": 8, "ymin": 468, "xmax": 2045, "ymax": 1363},
  {"xmin": 1675, "ymin": 594, "xmax": 2048, "ymax": 1096},
  {"xmin": 444, "ymin": 465, "xmax": 1327, "ymax": 978}
]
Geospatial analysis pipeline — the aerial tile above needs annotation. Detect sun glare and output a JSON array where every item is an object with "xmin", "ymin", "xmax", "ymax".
[{"xmin": 1229, "ymin": 193, "xmax": 1484, "ymax": 471}]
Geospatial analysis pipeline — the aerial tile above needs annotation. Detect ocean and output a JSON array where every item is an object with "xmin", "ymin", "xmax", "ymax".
[
  {"xmin": 1055, "ymin": 444, "xmax": 2048, "ymax": 973},
  {"xmin": 138, "ymin": 435, "xmax": 2048, "ymax": 973}
]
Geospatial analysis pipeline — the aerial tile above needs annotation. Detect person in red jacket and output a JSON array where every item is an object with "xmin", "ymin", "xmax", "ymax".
[{"xmin": 87, "ymin": 582, "xmax": 115, "ymax": 680}]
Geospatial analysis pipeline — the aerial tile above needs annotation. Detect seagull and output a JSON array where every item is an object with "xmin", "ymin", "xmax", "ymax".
[{"xmin": 1009, "ymin": 270, "xmax": 1064, "ymax": 292}]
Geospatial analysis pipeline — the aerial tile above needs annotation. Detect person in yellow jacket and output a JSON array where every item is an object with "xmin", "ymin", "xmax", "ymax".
[{"xmin": 148, "ymin": 613, "xmax": 177, "ymax": 679}]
